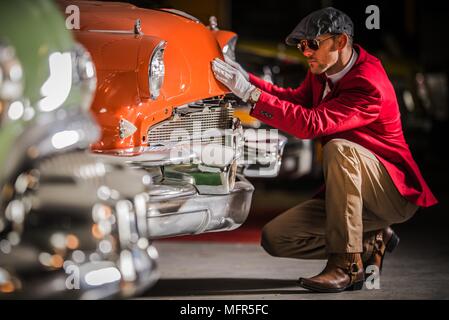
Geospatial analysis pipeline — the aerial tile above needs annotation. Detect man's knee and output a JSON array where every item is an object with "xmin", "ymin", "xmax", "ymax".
[
  {"xmin": 322, "ymin": 139, "xmax": 362, "ymax": 170},
  {"xmin": 261, "ymin": 223, "xmax": 312, "ymax": 258},
  {"xmin": 323, "ymin": 139, "xmax": 350, "ymax": 161},
  {"xmin": 260, "ymin": 223, "xmax": 286, "ymax": 257},
  {"xmin": 261, "ymin": 225, "xmax": 325, "ymax": 259}
]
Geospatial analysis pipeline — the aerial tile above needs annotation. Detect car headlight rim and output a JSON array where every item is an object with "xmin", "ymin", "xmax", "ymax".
[
  {"xmin": 223, "ymin": 35, "xmax": 237, "ymax": 61},
  {"xmin": 148, "ymin": 40, "xmax": 166, "ymax": 101}
]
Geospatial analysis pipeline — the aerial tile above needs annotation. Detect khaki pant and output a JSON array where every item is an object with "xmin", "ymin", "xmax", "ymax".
[{"xmin": 261, "ymin": 139, "xmax": 419, "ymax": 259}]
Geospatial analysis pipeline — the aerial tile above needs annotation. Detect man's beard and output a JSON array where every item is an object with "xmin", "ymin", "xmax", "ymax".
[{"xmin": 309, "ymin": 62, "xmax": 329, "ymax": 74}]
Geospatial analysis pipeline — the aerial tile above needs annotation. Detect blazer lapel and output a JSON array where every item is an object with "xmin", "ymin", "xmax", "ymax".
[{"xmin": 321, "ymin": 81, "xmax": 339, "ymax": 103}]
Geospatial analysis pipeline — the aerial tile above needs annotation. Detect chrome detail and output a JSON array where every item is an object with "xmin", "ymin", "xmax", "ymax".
[
  {"xmin": 239, "ymin": 130, "xmax": 287, "ymax": 178},
  {"xmin": 119, "ymin": 118, "xmax": 137, "ymax": 139},
  {"xmin": 0, "ymin": 110, "xmax": 99, "ymax": 213},
  {"xmin": 164, "ymin": 159, "xmax": 238, "ymax": 195},
  {"xmin": 34, "ymin": 153, "xmax": 163, "ymax": 203},
  {"xmin": 134, "ymin": 19, "xmax": 143, "ymax": 35},
  {"xmin": 72, "ymin": 43, "xmax": 97, "ymax": 111},
  {"xmin": 0, "ymin": 151, "xmax": 159, "ymax": 298},
  {"xmin": 222, "ymin": 36, "xmax": 238, "ymax": 61},
  {"xmin": 148, "ymin": 103, "xmax": 235, "ymax": 145},
  {"xmin": 143, "ymin": 175, "xmax": 254, "ymax": 239},
  {"xmin": 149, "ymin": 40, "xmax": 166, "ymax": 100},
  {"xmin": 92, "ymin": 143, "xmax": 198, "ymax": 167},
  {"xmin": 35, "ymin": 111, "xmax": 99, "ymax": 156},
  {"xmin": 208, "ymin": 16, "xmax": 218, "ymax": 30}
]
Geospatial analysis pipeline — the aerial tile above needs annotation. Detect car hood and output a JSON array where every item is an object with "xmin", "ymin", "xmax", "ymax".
[{"xmin": 60, "ymin": 0, "xmax": 230, "ymax": 103}]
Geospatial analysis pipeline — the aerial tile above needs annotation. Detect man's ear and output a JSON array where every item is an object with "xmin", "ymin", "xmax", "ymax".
[{"xmin": 336, "ymin": 34, "xmax": 348, "ymax": 50}]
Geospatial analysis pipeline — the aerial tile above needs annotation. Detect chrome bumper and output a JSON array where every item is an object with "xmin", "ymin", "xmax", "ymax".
[{"xmin": 134, "ymin": 175, "xmax": 254, "ymax": 239}]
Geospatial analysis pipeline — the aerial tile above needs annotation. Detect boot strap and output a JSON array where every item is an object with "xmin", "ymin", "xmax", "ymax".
[{"xmin": 346, "ymin": 262, "xmax": 360, "ymax": 282}]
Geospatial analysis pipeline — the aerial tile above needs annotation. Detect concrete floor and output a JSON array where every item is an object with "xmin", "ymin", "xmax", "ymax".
[
  {"xmin": 140, "ymin": 144, "xmax": 449, "ymax": 300},
  {"xmin": 141, "ymin": 231, "xmax": 449, "ymax": 300}
]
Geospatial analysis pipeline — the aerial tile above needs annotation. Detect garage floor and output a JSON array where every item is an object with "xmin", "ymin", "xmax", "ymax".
[
  {"xmin": 140, "ymin": 151, "xmax": 449, "ymax": 300},
  {"xmin": 143, "ymin": 194, "xmax": 449, "ymax": 300},
  {"xmin": 141, "ymin": 218, "xmax": 449, "ymax": 300}
]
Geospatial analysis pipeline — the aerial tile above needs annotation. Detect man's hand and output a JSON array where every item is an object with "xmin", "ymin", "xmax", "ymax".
[
  {"xmin": 212, "ymin": 58, "xmax": 254, "ymax": 102},
  {"xmin": 224, "ymin": 56, "xmax": 249, "ymax": 81}
]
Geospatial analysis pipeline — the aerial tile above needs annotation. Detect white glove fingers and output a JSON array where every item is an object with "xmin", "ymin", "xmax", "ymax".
[
  {"xmin": 212, "ymin": 65, "xmax": 232, "ymax": 84},
  {"xmin": 213, "ymin": 72, "xmax": 229, "ymax": 84},
  {"xmin": 222, "ymin": 56, "xmax": 249, "ymax": 81},
  {"xmin": 212, "ymin": 61, "xmax": 234, "ymax": 80},
  {"xmin": 213, "ymin": 58, "xmax": 236, "ymax": 73}
]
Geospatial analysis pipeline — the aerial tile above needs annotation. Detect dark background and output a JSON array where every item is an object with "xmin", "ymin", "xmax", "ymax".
[
  {"xmin": 125, "ymin": 0, "xmax": 449, "ymax": 70},
  {"xmin": 231, "ymin": 0, "xmax": 449, "ymax": 70}
]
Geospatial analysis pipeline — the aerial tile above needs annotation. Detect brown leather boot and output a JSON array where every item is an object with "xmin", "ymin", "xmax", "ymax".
[
  {"xmin": 298, "ymin": 253, "xmax": 365, "ymax": 293},
  {"xmin": 363, "ymin": 227, "xmax": 400, "ymax": 276}
]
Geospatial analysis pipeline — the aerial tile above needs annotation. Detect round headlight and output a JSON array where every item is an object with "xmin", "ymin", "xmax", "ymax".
[{"xmin": 149, "ymin": 41, "xmax": 166, "ymax": 100}]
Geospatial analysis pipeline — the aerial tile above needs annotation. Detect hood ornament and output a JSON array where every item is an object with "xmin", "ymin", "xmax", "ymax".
[
  {"xmin": 134, "ymin": 19, "xmax": 143, "ymax": 35},
  {"xmin": 208, "ymin": 16, "xmax": 218, "ymax": 30}
]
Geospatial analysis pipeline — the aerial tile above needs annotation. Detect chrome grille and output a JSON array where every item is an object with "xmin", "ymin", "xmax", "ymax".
[{"xmin": 148, "ymin": 104, "xmax": 235, "ymax": 146}]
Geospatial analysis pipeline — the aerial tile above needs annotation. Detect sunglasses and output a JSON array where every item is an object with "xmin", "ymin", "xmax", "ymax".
[{"xmin": 297, "ymin": 35, "xmax": 337, "ymax": 53}]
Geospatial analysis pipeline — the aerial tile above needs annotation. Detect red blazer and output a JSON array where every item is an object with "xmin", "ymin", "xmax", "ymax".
[{"xmin": 249, "ymin": 44, "xmax": 437, "ymax": 207}]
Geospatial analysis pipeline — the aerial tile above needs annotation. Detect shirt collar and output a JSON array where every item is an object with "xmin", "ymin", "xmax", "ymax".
[{"xmin": 326, "ymin": 49, "xmax": 358, "ymax": 84}]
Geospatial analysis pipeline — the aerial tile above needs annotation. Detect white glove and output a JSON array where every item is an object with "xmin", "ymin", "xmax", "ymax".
[
  {"xmin": 212, "ymin": 58, "xmax": 254, "ymax": 102},
  {"xmin": 224, "ymin": 55, "xmax": 249, "ymax": 81}
]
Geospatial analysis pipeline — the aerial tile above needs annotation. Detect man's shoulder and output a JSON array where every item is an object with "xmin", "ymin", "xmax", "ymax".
[
  {"xmin": 329, "ymin": 47, "xmax": 387, "ymax": 97},
  {"xmin": 352, "ymin": 45, "xmax": 387, "ymax": 78}
]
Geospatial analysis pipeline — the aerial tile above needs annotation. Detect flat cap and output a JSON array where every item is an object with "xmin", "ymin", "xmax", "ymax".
[{"xmin": 285, "ymin": 7, "xmax": 354, "ymax": 46}]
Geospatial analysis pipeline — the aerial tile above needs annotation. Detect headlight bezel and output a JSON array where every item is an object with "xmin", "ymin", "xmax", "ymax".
[
  {"xmin": 148, "ymin": 40, "xmax": 167, "ymax": 101},
  {"xmin": 222, "ymin": 35, "xmax": 238, "ymax": 61}
]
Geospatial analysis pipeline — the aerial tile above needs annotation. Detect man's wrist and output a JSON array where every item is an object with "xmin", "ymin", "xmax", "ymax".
[{"xmin": 248, "ymin": 87, "xmax": 262, "ymax": 107}]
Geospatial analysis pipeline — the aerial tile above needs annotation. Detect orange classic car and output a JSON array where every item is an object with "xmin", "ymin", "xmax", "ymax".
[
  {"xmin": 55, "ymin": 0, "xmax": 286, "ymax": 240},
  {"xmin": 58, "ymin": 1, "xmax": 235, "ymax": 154}
]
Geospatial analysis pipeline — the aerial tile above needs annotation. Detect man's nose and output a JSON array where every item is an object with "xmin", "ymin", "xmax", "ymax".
[{"xmin": 302, "ymin": 47, "xmax": 314, "ymax": 58}]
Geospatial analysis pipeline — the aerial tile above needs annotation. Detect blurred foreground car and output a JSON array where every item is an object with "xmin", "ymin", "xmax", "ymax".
[
  {"xmin": 0, "ymin": 0, "xmax": 158, "ymax": 299},
  {"xmin": 56, "ymin": 0, "xmax": 286, "ymax": 240}
]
